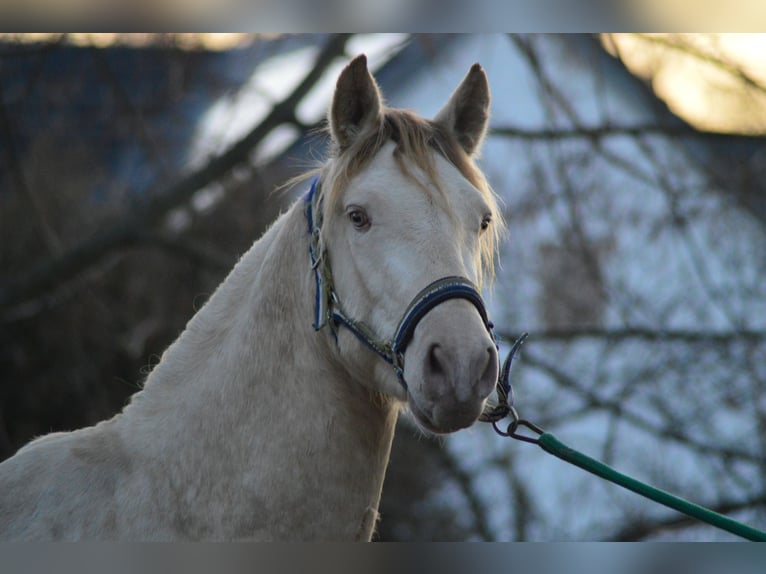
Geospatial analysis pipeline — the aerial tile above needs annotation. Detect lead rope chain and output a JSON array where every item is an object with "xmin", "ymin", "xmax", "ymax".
[{"xmin": 488, "ymin": 333, "xmax": 766, "ymax": 541}]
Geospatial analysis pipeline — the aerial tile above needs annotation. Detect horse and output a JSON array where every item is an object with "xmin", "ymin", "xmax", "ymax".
[{"xmin": 0, "ymin": 54, "xmax": 505, "ymax": 541}]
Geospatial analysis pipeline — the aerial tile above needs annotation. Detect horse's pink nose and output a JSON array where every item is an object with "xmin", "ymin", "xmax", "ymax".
[{"xmin": 424, "ymin": 342, "xmax": 498, "ymax": 403}]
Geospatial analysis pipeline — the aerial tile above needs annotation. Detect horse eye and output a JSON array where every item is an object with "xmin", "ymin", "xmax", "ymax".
[
  {"xmin": 347, "ymin": 207, "xmax": 370, "ymax": 231},
  {"xmin": 480, "ymin": 214, "xmax": 492, "ymax": 232}
]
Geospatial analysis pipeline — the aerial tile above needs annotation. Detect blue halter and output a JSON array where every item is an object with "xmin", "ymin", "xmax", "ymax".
[{"xmin": 304, "ymin": 177, "xmax": 523, "ymax": 419}]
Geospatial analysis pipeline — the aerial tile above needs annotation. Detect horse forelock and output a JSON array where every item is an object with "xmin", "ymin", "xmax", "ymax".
[{"xmin": 298, "ymin": 108, "xmax": 504, "ymax": 288}]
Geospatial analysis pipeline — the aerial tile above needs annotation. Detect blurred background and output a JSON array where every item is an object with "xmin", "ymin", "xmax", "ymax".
[{"xmin": 1, "ymin": 33, "xmax": 765, "ymax": 540}]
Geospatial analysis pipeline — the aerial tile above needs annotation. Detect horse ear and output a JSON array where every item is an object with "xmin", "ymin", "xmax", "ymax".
[
  {"xmin": 330, "ymin": 54, "xmax": 383, "ymax": 150},
  {"xmin": 434, "ymin": 63, "xmax": 490, "ymax": 156}
]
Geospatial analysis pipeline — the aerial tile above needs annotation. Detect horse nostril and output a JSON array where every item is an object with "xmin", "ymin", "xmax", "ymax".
[
  {"xmin": 427, "ymin": 343, "xmax": 447, "ymax": 378},
  {"xmin": 423, "ymin": 342, "xmax": 497, "ymax": 401}
]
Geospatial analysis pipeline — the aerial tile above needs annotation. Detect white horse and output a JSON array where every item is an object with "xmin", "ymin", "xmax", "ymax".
[{"xmin": 0, "ymin": 54, "xmax": 504, "ymax": 540}]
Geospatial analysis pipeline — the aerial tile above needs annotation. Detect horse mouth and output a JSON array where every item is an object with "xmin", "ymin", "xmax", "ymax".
[{"xmin": 406, "ymin": 394, "xmax": 482, "ymax": 435}]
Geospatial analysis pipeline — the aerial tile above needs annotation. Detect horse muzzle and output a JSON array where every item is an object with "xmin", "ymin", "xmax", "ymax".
[{"xmin": 402, "ymin": 297, "xmax": 499, "ymax": 433}]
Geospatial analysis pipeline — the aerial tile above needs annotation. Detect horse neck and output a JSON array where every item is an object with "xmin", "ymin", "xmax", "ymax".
[{"xmin": 119, "ymin": 199, "xmax": 398, "ymax": 537}]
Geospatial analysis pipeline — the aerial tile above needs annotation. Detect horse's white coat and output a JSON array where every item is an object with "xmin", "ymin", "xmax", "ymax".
[{"xmin": 0, "ymin": 55, "xmax": 499, "ymax": 540}]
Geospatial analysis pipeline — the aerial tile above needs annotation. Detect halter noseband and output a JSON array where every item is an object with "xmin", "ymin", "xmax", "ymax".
[{"xmin": 304, "ymin": 177, "xmax": 520, "ymax": 418}]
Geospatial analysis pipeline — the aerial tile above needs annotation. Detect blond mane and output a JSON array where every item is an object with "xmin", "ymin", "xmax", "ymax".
[{"xmin": 296, "ymin": 108, "xmax": 504, "ymax": 288}]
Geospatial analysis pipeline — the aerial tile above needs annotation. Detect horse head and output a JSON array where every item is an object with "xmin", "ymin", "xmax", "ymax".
[{"xmin": 314, "ymin": 55, "xmax": 503, "ymax": 434}]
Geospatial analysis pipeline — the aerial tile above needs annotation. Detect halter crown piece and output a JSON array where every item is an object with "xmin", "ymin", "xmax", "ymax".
[{"xmin": 304, "ymin": 177, "xmax": 524, "ymax": 421}]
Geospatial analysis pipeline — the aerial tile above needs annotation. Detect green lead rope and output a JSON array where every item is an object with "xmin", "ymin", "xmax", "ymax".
[
  {"xmin": 537, "ymin": 432, "xmax": 766, "ymax": 541},
  {"xmin": 488, "ymin": 333, "xmax": 766, "ymax": 541}
]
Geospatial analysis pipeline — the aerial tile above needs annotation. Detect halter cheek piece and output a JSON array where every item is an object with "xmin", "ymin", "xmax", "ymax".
[{"xmin": 305, "ymin": 177, "xmax": 521, "ymax": 421}]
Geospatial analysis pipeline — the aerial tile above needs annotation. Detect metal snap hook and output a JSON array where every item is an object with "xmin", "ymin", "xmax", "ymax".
[{"xmin": 491, "ymin": 406, "xmax": 544, "ymax": 443}]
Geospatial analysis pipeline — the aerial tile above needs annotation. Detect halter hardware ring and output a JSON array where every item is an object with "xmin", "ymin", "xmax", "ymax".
[{"xmin": 492, "ymin": 406, "xmax": 544, "ymax": 444}]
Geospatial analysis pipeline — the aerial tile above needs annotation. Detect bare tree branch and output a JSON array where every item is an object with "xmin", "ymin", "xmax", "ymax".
[
  {"xmin": 504, "ymin": 35, "xmax": 674, "ymax": 192},
  {"xmin": 0, "ymin": 71, "xmax": 62, "ymax": 256},
  {"xmin": 491, "ymin": 124, "xmax": 766, "ymax": 143},
  {"xmin": 131, "ymin": 231, "xmax": 234, "ymax": 273},
  {"xmin": 0, "ymin": 34, "xmax": 351, "ymax": 312},
  {"xmin": 520, "ymin": 350, "xmax": 763, "ymax": 464},
  {"xmin": 608, "ymin": 494, "xmax": 766, "ymax": 541},
  {"xmin": 492, "ymin": 124, "xmax": 691, "ymax": 141},
  {"xmin": 633, "ymin": 34, "xmax": 766, "ymax": 99},
  {"xmin": 418, "ymin": 436, "xmax": 496, "ymax": 541},
  {"xmin": 628, "ymin": 133, "xmax": 746, "ymax": 329},
  {"xmin": 497, "ymin": 327, "xmax": 766, "ymax": 344},
  {"xmin": 88, "ymin": 39, "xmax": 171, "ymax": 177},
  {"xmin": 602, "ymin": 34, "xmax": 766, "ymax": 230}
]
